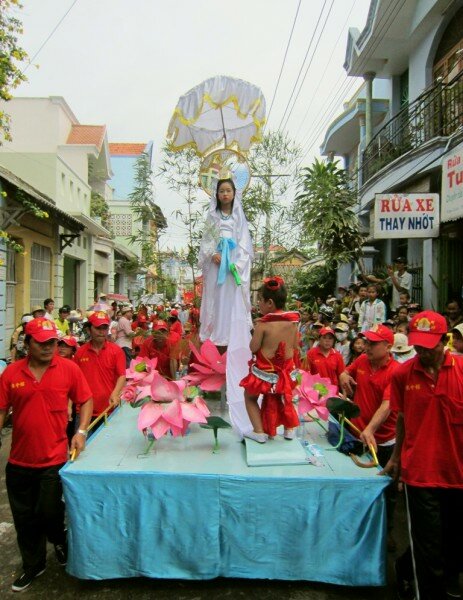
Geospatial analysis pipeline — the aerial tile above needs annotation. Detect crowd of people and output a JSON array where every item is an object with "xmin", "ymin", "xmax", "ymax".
[{"xmin": 1, "ymin": 222, "xmax": 462, "ymax": 597}]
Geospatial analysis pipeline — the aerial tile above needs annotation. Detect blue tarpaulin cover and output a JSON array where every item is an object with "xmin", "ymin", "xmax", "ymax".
[{"xmin": 60, "ymin": 406, "xmax": 390, "ymax": 585}]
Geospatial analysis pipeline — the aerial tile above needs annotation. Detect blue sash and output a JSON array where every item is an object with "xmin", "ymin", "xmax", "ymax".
[{"xmin": 216, "ymin": 237, "xmax": 237, "ymax": 285}]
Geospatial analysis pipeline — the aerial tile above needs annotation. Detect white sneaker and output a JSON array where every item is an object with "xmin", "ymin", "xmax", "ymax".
[
  {"xmin": 244, "ymin": 431, "xmax": 268, "ymax": 444},
  {"xmin": 284, "ymin": 428, "xmax": 296, "ymax": 440}
]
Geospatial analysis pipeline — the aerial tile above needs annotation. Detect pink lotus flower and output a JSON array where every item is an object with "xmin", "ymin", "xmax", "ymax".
[
  {"xmin": 137, "ymin": 371, "xmax": 210, "ymax": 439},
  {"xmin": 185, "ymin": 340, "xmax": 226, "ymax": 391},
  {"xmin": 296, "ymin": 372, "xmax": 338, "ymax": 421},
  {"xmin": 121, "ymin": 384, "xmax": 138, "ymax": 403},
  {"xmin": 126, "ymin": 357, "xmax": 158, "ymax": 384}
]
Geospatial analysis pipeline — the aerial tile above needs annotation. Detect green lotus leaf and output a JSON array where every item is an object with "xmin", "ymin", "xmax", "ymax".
[
  {"xmin": 130, "ymin": 396, "xmax": 151, "ymax": 408},
  {"xmin": 200, "ymin": 416, "xmax": 232, "ymax": 430},
  {"xmin": 326, "ymin": 396, "xmax": 360, "ymax": 419}
]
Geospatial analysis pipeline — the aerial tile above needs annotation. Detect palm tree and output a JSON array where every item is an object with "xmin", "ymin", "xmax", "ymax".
[{"xmin": 293, "ymin": 159, "xmax": 365, "ymax": 272}]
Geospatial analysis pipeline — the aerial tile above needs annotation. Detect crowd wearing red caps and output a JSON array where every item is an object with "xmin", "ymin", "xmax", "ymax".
[{"xmin": 1, "ymin": 279, "xmax": 463, "ymax": 597}]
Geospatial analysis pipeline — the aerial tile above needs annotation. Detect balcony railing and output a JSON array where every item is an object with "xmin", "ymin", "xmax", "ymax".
[{"xmin": 362, "ymin": 69, "xmax": 463, "ymax": 183}]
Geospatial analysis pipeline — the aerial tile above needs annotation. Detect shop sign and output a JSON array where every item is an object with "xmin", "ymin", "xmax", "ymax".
[
  {"xmin": 442, "ymin": 143, "xmax": 463, "ymax": 222},
  {"xmin": 374, "ymin": 193, "xmax": 439, "ymax": 238}
]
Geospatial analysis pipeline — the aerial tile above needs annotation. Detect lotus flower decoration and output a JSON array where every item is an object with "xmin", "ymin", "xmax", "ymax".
[
  {"xmin": 184, "ymin": 340, "xmax": 227, "ymax": 391},
  {"xmin": 295, "ymin": 372, "xmax": 338, "ymax": 423}
]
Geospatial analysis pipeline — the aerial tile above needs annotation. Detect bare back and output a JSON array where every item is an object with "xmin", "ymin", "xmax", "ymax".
[{"xmin": 250, "ymin": 320, "xmax": 298, "ymax": 360}]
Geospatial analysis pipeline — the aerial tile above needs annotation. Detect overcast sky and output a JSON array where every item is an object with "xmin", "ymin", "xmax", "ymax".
[{"xmin": 15, "ymin": 0, "xmax": 370, "ymax": 248}]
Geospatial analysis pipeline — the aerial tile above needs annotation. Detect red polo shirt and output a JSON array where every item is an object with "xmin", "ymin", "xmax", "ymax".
[
  {"xmin": 0, "ymin": 356, "xmax": 92, "ymax": 467},
  {"xmin": 347, "ymin": 353, "xmax": 398, "ymax": 444},
  {"xmin": 306, "ymin": 346, "xmax": 344, "ymax": 386},
  {"xmin": 391, "ymin": 352, "xmax": 463, "ymax": 488},
  {"xmin": 139, "ymin": 332, "xmax": 180, "ymax": 378},
  {"xmin": 75, "ymin": 341, "xmax": 126, "ymax": 415}
]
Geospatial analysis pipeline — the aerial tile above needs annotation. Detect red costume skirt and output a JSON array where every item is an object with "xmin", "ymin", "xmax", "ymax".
[{"xmin": 240, "ymin": 346, "xmax": 299, "ymax": 436}]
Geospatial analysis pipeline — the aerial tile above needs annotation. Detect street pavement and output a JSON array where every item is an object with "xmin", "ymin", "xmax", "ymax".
[{"xmin": 0, "ymin": 424, "xmax": 407, "ymax": 599}]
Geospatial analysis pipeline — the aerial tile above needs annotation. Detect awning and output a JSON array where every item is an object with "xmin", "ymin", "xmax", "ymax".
[
  {"xmin": 0, "ymin": 165, "xmax": 84, "ymax": 233},
  {"xmin": 70, "ymin": 212, "xmax": 111, "ymax": 237}
]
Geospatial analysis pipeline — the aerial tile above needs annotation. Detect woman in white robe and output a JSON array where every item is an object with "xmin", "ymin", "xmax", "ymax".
[{"xmin": 198, "ymin": 178, "xmax": 254, "ymax": 435}]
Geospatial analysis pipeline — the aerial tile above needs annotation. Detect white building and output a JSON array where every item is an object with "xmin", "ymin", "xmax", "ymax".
[
  {"xmin": 322, "ymin": 0, "xmax": 463, "ymax": 309},
  {"xmin": 0, "ymin": 96, "xmax": 115, "ymax": 315}
]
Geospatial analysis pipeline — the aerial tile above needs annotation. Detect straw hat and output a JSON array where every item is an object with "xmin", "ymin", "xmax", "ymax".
[{"xmin": 392, "ymin": 333, "xmax": 413, "ymax": 354}]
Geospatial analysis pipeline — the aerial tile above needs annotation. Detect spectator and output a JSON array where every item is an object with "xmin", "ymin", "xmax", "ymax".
[
  {"xmin": 115, "ymin": 306, "xmax": 138, "ymax": 367},
  {"xmin": 0, "ymin": 318, "xmax": 92, "ymax": 592},
  {"xmin": 358, "ymin": 284, "xmax": 387, "ymax": 332},
  {"xmin": 31, "ymin": 305, "xmax": 45, "ymax": 319},
  {"xmin": 74, "ymin": 311, "xmax": 126, "ymax": 431},
  {"xmin": 54, "ymin": 307, "xmax": 70, "ymax": 336},
  {"xmin": 368, "ymin": 257, "xmax": 413, "ymax": 309},
  {"xmin": 10, "ymin": 315, "xmax": 33, "ymax": 361},
  {"xmin": 391, "ymin": 332, "xmax": 416, "ymax": 363},
  {"xmin": 334, "ymin": 321, "xmax": 351, "ymax": 365},
  {"xmin": 445, "ymin": 297, "xmax": 463, "ymax": 329},
  {"xmin": 383, "ymin": 311, "xmax": 463, "ymax": 600},
  {"xmin": 139, "ymin": 321, "xmax": 179, "ymax": 380},
  {"xmin": 347, "ymin": 336, "xmax": 365, "ymax": 365},
  {"xmin": 43, "ymin": 298, "xmax": 55, "ymax": 321},
  {"xmin": 306, "ymin": 327, "xmax": 344, "ymax": 386},
  {"xmin": 450, "ymin": 323, "xmax": 463, "ymax": 356},
  {"xmin": 394, "ymin": 305, "xmax": 409, "ymax": 325}
]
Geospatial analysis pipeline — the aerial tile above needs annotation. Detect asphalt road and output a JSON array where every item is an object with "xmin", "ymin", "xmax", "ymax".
[{"xmin": 0, "ymin": 424, "xmax": 407, "ymax": 599}]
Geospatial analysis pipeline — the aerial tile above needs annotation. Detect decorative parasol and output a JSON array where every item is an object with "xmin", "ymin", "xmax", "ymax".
[{"xmin": 167, "ymin": 75, "xmax": 266, "ymax": 157}]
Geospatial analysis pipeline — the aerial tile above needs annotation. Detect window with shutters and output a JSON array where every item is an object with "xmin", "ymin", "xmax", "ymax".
[{"xmin": 30, "ymin": 243, "xmax": 52, "ymax": 307}]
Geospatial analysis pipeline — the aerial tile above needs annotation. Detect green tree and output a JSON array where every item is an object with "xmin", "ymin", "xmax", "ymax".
[
  {"xmin": 128, "ymin": 153, "xmax": 167, "ymax": 278},
  {"xmin": 291, "ymin": 264, "xmax": 337, "ymax": 305},
  {"xmin": 243, "ymin": 130, "xmax": 301, "ymax": 276},
  {"xmin": 293, "ymin": 158, "xmax": 365, "ymax": 270},
  {"xmin": 157, "ymin": 145, "xmax": 202, "ymax": 294},
  {"xmin": 90, "ymin": 192, "xmax": 112, "ymax": 232},
  {"xmin": 0, "ymin": 0, "xmax": 28, "ymax": 143},
  {"xmin": 0, "ymin": 1, "xmax": 39, "ymax": 260}
]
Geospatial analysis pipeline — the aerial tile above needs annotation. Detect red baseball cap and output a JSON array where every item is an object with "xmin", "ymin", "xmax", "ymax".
[
  {"xmin": 170, "ymin": 309, "xmax": 179, "ymax": 317},
  {"xmin": 88, "ymin": 311, "xmax": 110, "ymax": 327},
  {"xmin": 360, "ymin": 324, "xmax": 394, "ymax": 345},
  {"xmin": 153, "ymin": 320, "xmax": 168, "ymax": 331},
  {"xmin": 408, "ymin": 311, "xmax": 447, "ymax": 349},
  {"xmin": 58, "ymin": 335, "xmax": 78, "ymax": 348},
  {"xmin": 319, "ymin": 327, "xmax": 335, "ymax": 337},
  {"xmin": 25, "ymin": 318, "xmax": 59, "ymax": 342}
]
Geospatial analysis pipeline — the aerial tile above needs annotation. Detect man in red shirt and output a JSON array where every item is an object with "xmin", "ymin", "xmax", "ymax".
[
  {"xmin": 382, "ymin": 311, "xmax": 463, "ymax": 600},
  {"xmin": 139, "ymin": 320, "xmax": 180, "ymax": 380},
  {"xmin": 168, "ymin": 309, "xmax": 183, "ymax": 337},
  {"xmin": 74, "ymin": 311, "xmax": 126, "ymax": 429},
  {"xmin": 0, "ymin": 318, "xmax": 92, "ymax": 592},
  {"xmin": 306, "ymin": 327, "xmax": 344, "ymax": 386},
  {"xmin": 339, "ymin": 324, "xmax": 398, "ymax": 550}
]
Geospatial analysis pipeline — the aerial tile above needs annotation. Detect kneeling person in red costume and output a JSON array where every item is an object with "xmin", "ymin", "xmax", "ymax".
[{"xmin": 240, "ymin": 277, "xmax": 300, "ymax": 443}]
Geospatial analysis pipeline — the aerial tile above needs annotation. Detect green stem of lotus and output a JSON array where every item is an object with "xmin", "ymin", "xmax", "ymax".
[
  {"xmin": 144, "ymin": 439, "xmax": 155, "ymax": 454},
  {"xmin": 213, "ymin": 428, "xmax": 220, "ymax": 453},
  {"xmin": 312, "ymin": 417, "xmax": 328, "ymax": 432}
]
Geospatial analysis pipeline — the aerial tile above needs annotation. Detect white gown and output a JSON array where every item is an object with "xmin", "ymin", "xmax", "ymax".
[{"xmin": 198, "ymin": 189, "xmax": 254, "ymax": 435}]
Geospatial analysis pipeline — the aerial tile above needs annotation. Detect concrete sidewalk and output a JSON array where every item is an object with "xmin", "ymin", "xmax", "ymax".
[{"xmin": 0, "ymin": 425, "xmax": 404, "ymax": 599}]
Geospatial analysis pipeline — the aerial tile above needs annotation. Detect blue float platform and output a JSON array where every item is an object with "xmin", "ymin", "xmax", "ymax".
[{"xmin": 60, "ymin": 404, "xmax": 390, "ymax": 585}]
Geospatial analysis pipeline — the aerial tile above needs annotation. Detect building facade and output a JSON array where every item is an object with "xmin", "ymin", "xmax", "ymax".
[{"xmin": 322, "ymin": 0, "xmax": 463, "ymax": 309}]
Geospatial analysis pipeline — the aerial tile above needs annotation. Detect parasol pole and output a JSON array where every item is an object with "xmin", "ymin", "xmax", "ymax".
[{"xmin": 220, "ymin": 107, "xmax": 228, "ymax": 147}]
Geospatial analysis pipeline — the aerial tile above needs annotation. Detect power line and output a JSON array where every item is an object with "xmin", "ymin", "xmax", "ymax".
[
  {"xmin": 277, "ymin": 0, "xmax": 329, "ymax": 133},
  {"xmin": 279, "ymin": 0, "xmax": 335, "ymax": 133},
  {"xmin": 290, "ymin": 0, "xmax": 358, "ymax": 141},
  {"xmin": 266, "ymin": 0, "xmax": 302, "ymax": 129},
  {"xmin": 22, "ymin": 0, "xmax": 79, "ymax": 74},
  {"xmin": 289, "ymin": 0, "xmax": 404, "ymax": 173}
]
